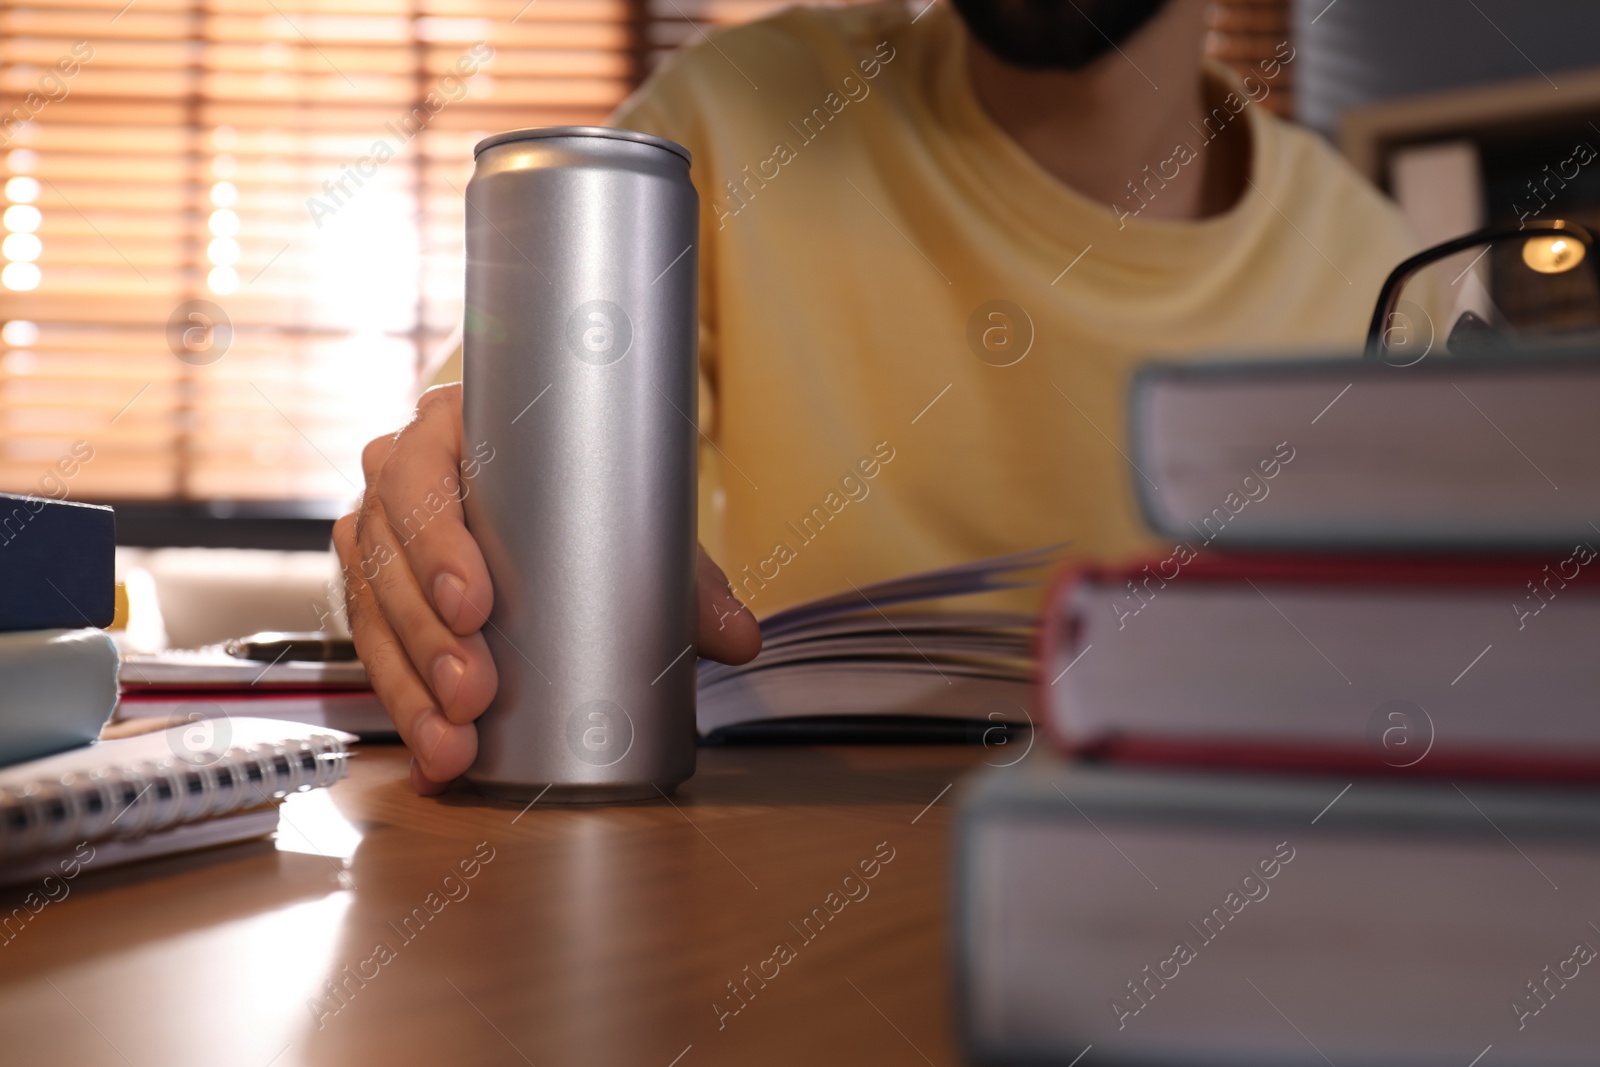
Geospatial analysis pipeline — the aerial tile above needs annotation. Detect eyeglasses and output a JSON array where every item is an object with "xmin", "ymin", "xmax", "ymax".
[{"xmin": 1365, "ymin": 218, "xmax": 1600, "ymax": 364}]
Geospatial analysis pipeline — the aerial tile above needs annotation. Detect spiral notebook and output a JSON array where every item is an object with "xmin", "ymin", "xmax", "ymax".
[{"xmin": 0, "ymin": 717, "xmax": 354, "ymax": 884}]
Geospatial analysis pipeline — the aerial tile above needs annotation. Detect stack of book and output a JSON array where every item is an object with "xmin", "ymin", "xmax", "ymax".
[
  {"xmin": 0, "ymin": 494, "xmax": 353, "ymax": 886},
  {"xmin": 956, "ymin": 352, "xmax": 1600, "ymax": 1064}
]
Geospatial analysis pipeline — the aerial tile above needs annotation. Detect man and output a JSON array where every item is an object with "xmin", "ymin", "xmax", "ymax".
[{"xmin": 334, "ymin": 0, "xmax": 1417, "ymax": 793}]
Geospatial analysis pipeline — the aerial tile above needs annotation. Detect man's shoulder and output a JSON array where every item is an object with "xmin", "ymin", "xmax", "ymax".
[
  {"xmin": 1258, "ymin": 107, "xmax": 1416, "ymax": 261},
  {"xmin": 687, "ymin": 1, "xmax": 910, "ymax": 72},
  {"xmin": 615, "ymin": 1, "xmax": 912, "ymax": 129},
  {"xmin": 1265, "ymin": 109, "xmax": 1406, "ymax": 225}
]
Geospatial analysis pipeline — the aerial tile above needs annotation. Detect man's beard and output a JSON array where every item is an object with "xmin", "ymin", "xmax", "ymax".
[{"xmin": 949, "ymin": 0, "xmax": 1174, "ymax": 71}]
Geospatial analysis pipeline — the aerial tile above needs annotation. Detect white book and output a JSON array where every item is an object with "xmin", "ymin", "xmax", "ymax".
[
  {"xmin": 121, "ymin": 646, "xmax": 369, "ymax": 688},
  {"xmin": 1130, "ymin": 352, "xmax": 1600, "ymax": 550},
  {"xmin": 0, "ymin": 628, "xmax": 119, "ymax": 766}
]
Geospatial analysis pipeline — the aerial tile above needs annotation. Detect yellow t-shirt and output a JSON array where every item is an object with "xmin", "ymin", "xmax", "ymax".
[{"xmin": 460, "ymin": 2, "xmax": 1418, "ymax": 616}]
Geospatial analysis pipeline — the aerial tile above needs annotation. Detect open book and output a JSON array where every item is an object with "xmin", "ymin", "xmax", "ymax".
[{"xmin": 696, "ymin": 545, "xmax": 1062, "ymax": 739}]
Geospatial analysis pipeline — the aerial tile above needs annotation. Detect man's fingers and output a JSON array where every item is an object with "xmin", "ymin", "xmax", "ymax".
[
  {"xmin": 696, "ymin": 545, "xmax": 761, "ymax": 664},
  {"xmin": 360, "ymin": 431, "xmax": 398, "ymax": 485},
  {"xmin": 411, "ymin": 756, "xmax": 448, "ymax": 796},
  {"xmin": 353, "ymin": 504, "xmax": 498, "ymax": 725},
  {"xmin": 335, "ymin": 512, "xmax": 479, "ymax": 785},
  {"xmin": 373, "ymin": 383, "xmax": 494, "ymax": 635},
  {"xmin": 403, "ymin": 523, "xmax": 494, "ymax": 636},
  {"xmin": 343, "ymin": 381, "xmax": 756, "ymax": 794}
]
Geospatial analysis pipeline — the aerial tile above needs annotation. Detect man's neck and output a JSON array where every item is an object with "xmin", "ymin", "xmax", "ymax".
[{"xmin": 963, "ymin": 0, "xmax": 1249, "ymax": 224}]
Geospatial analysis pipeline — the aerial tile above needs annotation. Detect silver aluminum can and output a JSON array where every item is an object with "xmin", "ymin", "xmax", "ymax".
[{"xmin": 460, "ymin": 127, "xmax": 698, "ymax": 802}]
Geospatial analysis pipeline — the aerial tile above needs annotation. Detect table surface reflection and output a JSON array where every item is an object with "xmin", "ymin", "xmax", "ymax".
[{"xmin": 0, "ymin": 742, "xmax": 989, "ymax": 1066}]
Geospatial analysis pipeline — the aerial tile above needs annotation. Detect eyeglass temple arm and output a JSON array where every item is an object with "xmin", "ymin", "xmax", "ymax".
[{"xmin": 1363, "ymin": 219, "xmax": 1599, "ymax": 360}]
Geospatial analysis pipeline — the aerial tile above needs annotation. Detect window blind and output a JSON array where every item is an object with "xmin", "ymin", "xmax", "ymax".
[
  {"xmin": 1205, "ymin": 0, "xmax": 1294, "ymax": 118},
  {"xmin": 0, "ymin": 0, "xmax": 638, "ymax": 502},
  {"xmin": 0, "ymin": 0, "xmax": 1286, "ymax": 504}
]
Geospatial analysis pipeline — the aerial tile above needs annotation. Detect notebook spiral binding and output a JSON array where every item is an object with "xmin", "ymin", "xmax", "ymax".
[{"xmin": 0, "ymin": 734, "xmax": 350, "ymax": 862}]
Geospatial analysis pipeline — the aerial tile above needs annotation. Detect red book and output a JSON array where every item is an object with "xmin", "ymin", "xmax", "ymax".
[
  {"xmin": 1036, "ymin": 550, "xmax": 1600, "ymax": 782},
  {"xmin": 116, "ymin": 649, "xmax": 390, "ymax": 737}
]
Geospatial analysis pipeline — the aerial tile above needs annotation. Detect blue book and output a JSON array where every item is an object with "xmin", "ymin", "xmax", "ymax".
[{"xmin": 0, "ymin": 494, "xmax": 114, "ymax": 631}]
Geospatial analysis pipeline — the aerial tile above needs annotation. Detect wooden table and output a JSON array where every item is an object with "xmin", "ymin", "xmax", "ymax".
[{"xmin": 0, "ymin": 742, "xmax": 991, "ymax": 1066}]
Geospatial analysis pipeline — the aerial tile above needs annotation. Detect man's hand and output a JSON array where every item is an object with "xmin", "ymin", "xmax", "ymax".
[{"xmin": 333, "ymin": 382, "xmax": 761, "ymax": 795}]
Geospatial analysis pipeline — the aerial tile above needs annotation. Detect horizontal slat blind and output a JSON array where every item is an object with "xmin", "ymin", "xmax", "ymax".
[
  {"xmin": 0, "ymin": 0, "xmax": 1282, "ymax": 504},
  {"xmin": 1205, "ymin": 0, "xmax": 1293, "ymax": 116},
  {"xmin": 0, "ymin": 0, "xmax": 636, "ymax": 500}
]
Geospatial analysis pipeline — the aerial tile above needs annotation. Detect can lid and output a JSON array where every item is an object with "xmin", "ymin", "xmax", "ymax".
[{"xmin": 473, "ymin": 126, "xmax": 692, "ymax": 165}]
